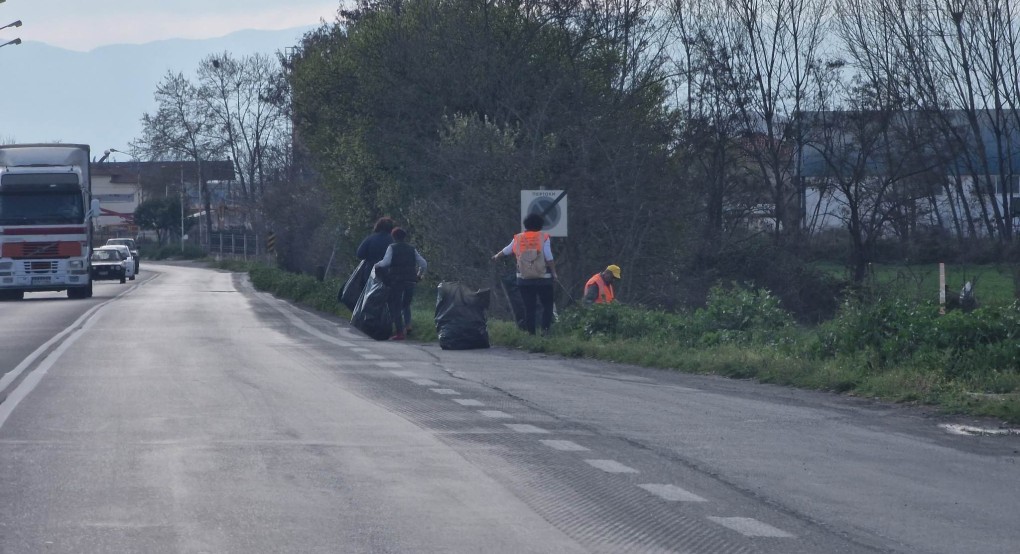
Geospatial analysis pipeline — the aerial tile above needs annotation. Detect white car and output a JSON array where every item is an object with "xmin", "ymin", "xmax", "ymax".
[
  {"xmin": 96, "ymin": 245, "xmax": 136, "ymax": 280},
  {"xmin": 105, "ymin": 238, "xmax": 140, "ymax": 273}
]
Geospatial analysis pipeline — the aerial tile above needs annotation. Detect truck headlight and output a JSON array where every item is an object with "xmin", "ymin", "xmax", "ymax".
[
  {"xmin": 0, "ymin": 262, "xmax": 12, "ymax": 270},
  {"xmin": 69, "ymin": 260, "xmax": 84, "ymax": 269}
]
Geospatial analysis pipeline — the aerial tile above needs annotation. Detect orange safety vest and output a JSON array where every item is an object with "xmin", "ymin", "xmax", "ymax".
[
  {"xmin": 512, "ymin": 231, "xmax": 548, "ymax": 257},
  {"xmin": 512, "ymin": 231, "xmax": 550, "ymax": 277},
  {"xmin": 585, "ymin": 273, "xmax": 615, "ymax": 304}
]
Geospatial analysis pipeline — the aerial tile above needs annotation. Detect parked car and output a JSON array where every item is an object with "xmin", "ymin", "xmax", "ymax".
[
  {"xmin": 106, "ymin": 238, "xmax": 140, "ymax": 273},
  {"xmin": 90, "ymin": 248, "xmax": 127, "ymax": 284},
  {"xmin": 96, "ymin": 245, "xmax": 136, "ymax": 281}
]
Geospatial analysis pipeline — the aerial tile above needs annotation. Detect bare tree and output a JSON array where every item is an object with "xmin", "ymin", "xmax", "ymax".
[
  {"xmin": 720, "ymin": 0, "xmax": 832, "ymax": 242},
  {"xmin": 134, "ymin": 71, "xmax": 220, "ymax": 244},
  {"xmin": 198, "ymin": 52, "xmax": 291, "ymax": 236}
]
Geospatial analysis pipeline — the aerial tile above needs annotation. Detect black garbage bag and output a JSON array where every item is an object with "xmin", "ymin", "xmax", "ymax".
[
  {"xmin": 338, "ymin": 260, "xmax": 372, "ymax": 311},
  {"xmin": 435, "ymin": 282, "xmax": 490, "ymax": 350},
  {"xmin": 351, "ymin": 269, "xmax": 393, "ymax": 340}
]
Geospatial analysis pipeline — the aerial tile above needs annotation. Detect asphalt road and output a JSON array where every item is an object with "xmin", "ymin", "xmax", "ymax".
[{"xmin": 0, "ymin": 262, "xmax": 1017, "ymax": 553}]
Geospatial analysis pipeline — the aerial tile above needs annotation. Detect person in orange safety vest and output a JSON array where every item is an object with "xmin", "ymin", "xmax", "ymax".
[
  {"xmin": 492, "ymin": 213, "xmax": 558, "ymax": 335},
  {"xmin": 583, "ymin": 265, "xmax": 621, "ymax": 305}
]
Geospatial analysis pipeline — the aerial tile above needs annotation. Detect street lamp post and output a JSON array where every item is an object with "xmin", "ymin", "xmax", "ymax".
[
  {"xmin": 0, "ymin": 19, "xmax": 20, "ymax": 32},
  {"xmin": 0, "ymin": 38, "xmax": 19, "ymax": 48}
]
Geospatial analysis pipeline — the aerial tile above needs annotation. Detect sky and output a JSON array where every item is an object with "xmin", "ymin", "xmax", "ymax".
[{"xmin": 0, "ymin": 0, "xmax": 341, "ymax": 52}]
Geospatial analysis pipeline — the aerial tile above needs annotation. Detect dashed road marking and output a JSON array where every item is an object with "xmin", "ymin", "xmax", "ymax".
[
  {"xmin": 638, "ymin": 483, "xmax": 707, "ymax": 502},
  {"xmin": 940, "ymin": 423, "xmax": 1020, "ymax": 436},
  {"xmin": 375, "ymin": 362, "xmax": 402, "ymax": 368},
  {"xmin": 540, "ymin": 440, "xmax": 589, "ymax": 452},
  {"xmin": 360, "ymin": 354, "xmax": 384, "ymax": 360},
  {"xmin": 351, "ymin": 348, "xmax": 371, "ymax": 353},
  {"xmin": 479, "ymin": 410, "xmax": 513, "ymax": 419},
  {"xmin": 454, "ymin": 399, "xmax": 484, "ymax": 406},
  {"xmin": 430, "ymin": 388, "xmax": 459, "ymax": 395},
  {"xmin": 410, "ymin": 378, "xmax": 439, "ymax": 386},
  {"xmin": 388, "ymin": 370, "xmax": 417, "ymax": 377},
  {"xmin": 585, "ymin": 459, "xmax": 639, "ymax": 474},
  {"xmin": 505, "ymin": 424, "xmax": 549, "ymax": 434},
  {"xmin": 707, "ymin": 517, "xmax": 794, "ymax": 538}
]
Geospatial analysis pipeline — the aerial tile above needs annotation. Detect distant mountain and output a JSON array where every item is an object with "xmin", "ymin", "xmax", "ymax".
[{"xmin": 0, "ymin": 26, "xmax": 318, "ymax": 156}]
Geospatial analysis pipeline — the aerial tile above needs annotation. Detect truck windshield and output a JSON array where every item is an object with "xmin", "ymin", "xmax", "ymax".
[{"xmin": 0, "ymin": 177, "xmax": 85, "ymax": 225}]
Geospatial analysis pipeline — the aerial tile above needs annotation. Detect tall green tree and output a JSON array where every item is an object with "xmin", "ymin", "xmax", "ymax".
[{"xmin": 289, "ymin": 0, "xmax": 680, "ymax": 304}]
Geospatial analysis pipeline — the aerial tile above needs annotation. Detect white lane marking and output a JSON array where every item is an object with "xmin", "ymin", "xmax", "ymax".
[
  {"xmin": 479, "ymin": 410, "xmax": 513, "ymax": 419},
  {"xmin": 707, "ymin": 517, "xmax": 794, "ymax": 538},
  {"xmin": 351, "ymin": 348, "xmax": 371, "ymax": 353},
  {"xmin": 454, "ymin": 399, "xmax": 484, "ymax": 406},
  {"xmin": 375, "ymin": 362, "xmax": 402, "ymax": 368},
  {"xmin": 360, "ymin": 354, "xmax": 384, "ymax": 360},
  {"xmin": 388, "ymin": 370, "xmax": 417, "ymax": 377},
  {"xmin": 638, "ymin": 484, "xmax": 707, "ymax": 502},
  {"xmin": 540, "ymin": 440, "xmax": 589, "ymax": 452},
  {"xmin": 940, "ymin": 423, "xmax": 1020, "ymax": 436},
  {"xmin": 505, "ymin": 424, "xmax": 549, "ymax": 434},
  {"xmin": 0, "ymin": 294, "xmax": 117, "ymax": 397},
  {"xmin": 410, "ymin": 378, "xmax": 438, "ymax": 386},
  {"xmin": 430, "ymin": 388, "xmax": 459, "ymax": 395},
  {"xmin": 1, "ymin": 302, "xmax": 107, "ymax": 427},
  {"xmin": 585, "ymin": 459, "xmax": 639, "ymax": 474},
  {"xmin": 262, "ymin": 296, "xmax": 354, "ymax": 347}
]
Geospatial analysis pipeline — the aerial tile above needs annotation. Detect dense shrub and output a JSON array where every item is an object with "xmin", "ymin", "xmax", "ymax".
[
  {"xmin": 558, "ymin": 303, "xmax": 685, "ymax": 343},
  {"xmin": 559, "ymin": 282, "xmax": 796, "ymax": 347},
  {"xmin": 686, "ymin": 241, "xmax": 844, "ymax": 323},
  {"xmin": 813, "ymin": 296, "xmax": 1020, "ymax": 382}
]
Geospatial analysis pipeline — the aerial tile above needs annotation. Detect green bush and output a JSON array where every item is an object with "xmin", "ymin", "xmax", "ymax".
[
  {"xmin": 558, "ymin": 303, "xmax": 686, "ymax": 343},
  {"xmin": 692, "ymin": 282, "xmax": 793, "ymax": 333}
]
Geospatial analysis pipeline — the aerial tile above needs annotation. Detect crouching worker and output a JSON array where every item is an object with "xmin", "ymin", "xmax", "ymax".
[
  {"xmin": 374, "ymin": 227, "xmax": 427, "ymax": 340},
  {"xmin": 583, "ymin": 264, "xmax": 621, "ymax": 305}
]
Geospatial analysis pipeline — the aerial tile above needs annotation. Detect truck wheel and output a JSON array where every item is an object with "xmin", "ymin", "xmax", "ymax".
[
  {"xmin": 0, "ymin": 290, "xmax": 24, "ymax": 300},
  {"xmin": 68, "ymin": 282, "xmax": 93, "ymax": 299},
  {"xmin": 120, "ymin": 275, "xmax": 126, "ymax": 284}
]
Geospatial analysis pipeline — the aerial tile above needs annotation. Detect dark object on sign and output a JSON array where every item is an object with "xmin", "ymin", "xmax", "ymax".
[
  {"xmin": 338, "ymin": 260, "xmax": 371, "ymax": 311},
  {"xmin": 351, "ymin": 269, "xmax": 393, "ymax": 340},
  {"xmin": 435, "ymin": 282, "xmax": 490, "ymax": 350}
]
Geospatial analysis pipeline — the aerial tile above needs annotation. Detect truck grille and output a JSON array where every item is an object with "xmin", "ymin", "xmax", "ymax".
[
  {"xmin": 1, "ymin": 241, "xmax": 81, "ymax": 259},
  {"xmin": 23, "ymin": 260, "xmax": 58, "ymax": 273}
]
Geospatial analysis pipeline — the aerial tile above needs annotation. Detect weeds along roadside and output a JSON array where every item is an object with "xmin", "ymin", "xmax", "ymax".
[{"xmin": 216, "ymin": 260, "xmax": 1020, "ymax": 424}]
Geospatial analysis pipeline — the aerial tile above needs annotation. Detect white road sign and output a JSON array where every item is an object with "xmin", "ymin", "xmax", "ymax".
[{"xmin": 521, "ymin": 190, "xmax": 568, "ymax": 237}]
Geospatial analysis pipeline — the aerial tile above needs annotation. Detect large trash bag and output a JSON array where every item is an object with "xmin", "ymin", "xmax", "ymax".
[
  {"xmin": 339, "ymin": 260, "xmax": 372, "ymax": 311},
  {"xmin": 351, "ymin": 269, "xmax": 393, "ymax": 340},
  {"xmin": 435, "ymin": 282, "xmax": 490, "ymax": 350}
]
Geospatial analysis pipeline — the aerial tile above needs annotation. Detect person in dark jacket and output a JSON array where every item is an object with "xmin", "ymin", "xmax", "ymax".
[
  {"xmin": 374, "ymin": 227, "xmax": 427, "ymax": 341},
  {"xmin": 357, "ymin": 217, "xmax": 396, "ymax": 266}
]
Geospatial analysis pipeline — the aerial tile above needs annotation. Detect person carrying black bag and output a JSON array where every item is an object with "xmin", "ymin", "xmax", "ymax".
[
  {"xmin": 339, "ymin": 217, "xmax": 396, "ymax": 310},
  {"xmin": 374, "ymin": 227, "xmax": 427, "ymax": 341},
  {"xmin": 357, "ymin": 217, "xmax": 396, "ymax": 266}
]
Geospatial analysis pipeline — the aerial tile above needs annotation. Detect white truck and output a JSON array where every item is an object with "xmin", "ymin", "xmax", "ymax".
[{"xmin": 0, "ymin": 144, "xmax": 101, "ymax": 299}]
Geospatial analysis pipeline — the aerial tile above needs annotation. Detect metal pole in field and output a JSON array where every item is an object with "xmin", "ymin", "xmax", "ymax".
[{"xmin": 939, "ymin": 262, "xmax": 946, "ymax": 314}]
